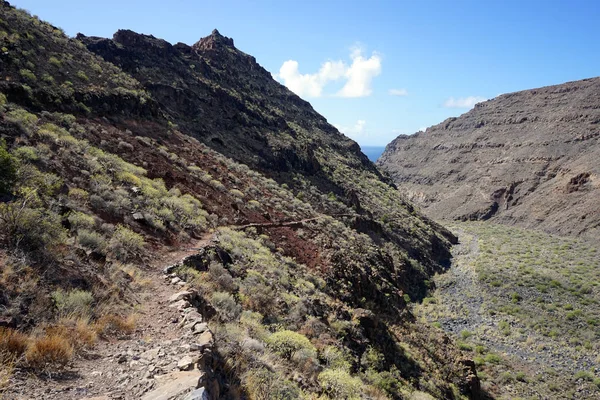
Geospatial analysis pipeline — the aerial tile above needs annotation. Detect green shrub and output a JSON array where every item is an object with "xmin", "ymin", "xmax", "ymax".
[
  {"xmin": 229, "ymin": 189, "xmax": 244, "ymax": 198},
  {"xmin": 109, "ymin": 225, "xmax": 144, "ymax": 261},
  {"xmin": 0, "ymin": 203, "xmax": 67, "ymax": 257},
  {"xmin": 5, "ymin": 109, "xmax": 38, "ymax": 133},
  {"xmin": 516, "ymin": 371, "xmax": 528, "ymax": 382},
  {"xmin": 361, "ymin": 346, "xmax": 384, "ymax": 371},
  {"xmin": 322, "ymin": 346, "xmax": 351, "ymax": 371},
  {"xmin": 48, "ymin": 56, "xmax": 61, "ymax": 67},
  {"xmin": 318, "ymin": 368, "xmax": 362, "ymax": 399},
  {"xmin": 458, "ymin": 342, "xmax": 473, "ymax": 351},
  {"xmin": 574, "ymin": 370, "xmax": 595, "ymax": 382},
  {"xmin": 240, "ymin": 270, "xmax": 275, "ymax": 315},
  {"xmin": 12, "ymin": 146, "xmax": 38, "ymax": 162},
  {"xmin": 244, "ymin": 368, "xmax": 301, "ymax": 400},
  {"xmin": 0, "ymin": 139, "xmax": 17, "ymax": 195},
  {"xmin": 76, "ymin": 71, "xmax": 89, "ymax": 81},
  {"xmin": 18, "ymin": 68, "xmax": 36, "ymax": 82},
  {"xmin": 77, "ymin": 229, "xmax": 107, "ymax": 254},
  {"xmin": 51, "ymin": 289, "xmax": 94, "ymax": 317},
  {"xmin": 211, "ymin": 292, "xmax": 241, "ymax": 322},
  {"xmin": 68, "ymin": 211, "xmax": 95, "ymax": 230},
  {"xmin": 247, "ymin": 199, "xmax": 261, "ymax": 210},
  {"xmin": 267, "ymin": 330, "xmax": 315, "ymax": 360},
  {"xmin": 0, "ymin": 92, "xmax": 7, "ymax": 107},
  {"xmin": 484, "ymin": 353, "xmax": 502, "ymax": 364},
  {"xmin": 460, "ymin": 330, "xmax": 473, "ymax": 340},
  {"xmin": 41, "ymin": 73, "xmax": 54, "ymax": 83}
]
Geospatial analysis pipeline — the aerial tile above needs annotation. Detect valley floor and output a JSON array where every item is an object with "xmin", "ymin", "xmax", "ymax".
[{"xmin": 415, "ymin": 222, "xmax": 600, "ymax": 399}]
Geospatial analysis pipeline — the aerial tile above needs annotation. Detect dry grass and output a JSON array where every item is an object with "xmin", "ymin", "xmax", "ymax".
[
  {"xmin": 47, "ymin": 317, "xmax": 98, "ymax": 350},
  {"xmin": 94, "ymin": 314, "xmax": 136, "ymax": 337},
  {"xmin": 0, "ymin": 351, "xmax": 15, "ymax": 396},
  {"xmin": 25, "ymin": 333, "xmax": 73, "ymax": 373},
  {"xmin": 0, "ymin": 328, "xmax": 29, "ymax": 358}
]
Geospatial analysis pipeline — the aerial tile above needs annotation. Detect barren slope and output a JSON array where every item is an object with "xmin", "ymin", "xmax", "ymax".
[{"xmin": 378, "ymin": 77, "xmax": 600, "ymax": 242}]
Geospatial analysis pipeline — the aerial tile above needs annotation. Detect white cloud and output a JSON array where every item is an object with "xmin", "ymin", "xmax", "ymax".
[
  {"xmin": 276, "ymin": 47, "xmax": 381, "ymax": 98},
  {"xmin": 388, "ymin": 88, "xmax": 408, "ymax": 96},
  {"xmin": 277, "ymin": 59, "xmax": 345, "ymax": 97},
  {"xmin": 334, "ymin": 120, "xmax": 367, "ymax": 140},
  {"xmin": 337, "ymin": 48, "xmax": 382, "ymax": 98},
  {"xmin": 443, "ymin": 96, "xmax": 487, "ymax": 108}
]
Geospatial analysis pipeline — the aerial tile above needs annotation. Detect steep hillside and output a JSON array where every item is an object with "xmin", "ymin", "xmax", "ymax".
[
  {"xmin": 0, "ymin": 2, "xmax": 481, "ymax": 399},
  {"xmin": 378, "ymin": 78, "xmax": 600, "ymax": 242},
  {"xmin": 76, "ymin": 28, "xmax": 458, "ymax": 280}
]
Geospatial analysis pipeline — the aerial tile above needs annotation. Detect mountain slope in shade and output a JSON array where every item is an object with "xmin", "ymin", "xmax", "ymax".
[{"xmin": 378, "ymin": 77, "xmax": 600, "ymax": 242}]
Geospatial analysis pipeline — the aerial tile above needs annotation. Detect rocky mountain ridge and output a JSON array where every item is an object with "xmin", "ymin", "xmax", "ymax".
[{"xmin": 378, "ymin": 77, "xmax": 600, "ymax": 243}]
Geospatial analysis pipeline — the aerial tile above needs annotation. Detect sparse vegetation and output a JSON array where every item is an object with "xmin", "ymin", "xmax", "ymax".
[{"xmin": 416, "ymin": 222, "xmax": 600, "ymax": 398}]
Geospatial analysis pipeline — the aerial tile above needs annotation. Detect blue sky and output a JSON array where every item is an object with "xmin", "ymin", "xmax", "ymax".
[{"xmin": 12, "ymin": 0, "xmax": 600, "ymax": 146}]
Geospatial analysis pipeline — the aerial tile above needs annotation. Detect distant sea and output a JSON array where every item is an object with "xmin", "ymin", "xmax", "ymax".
[{"xmin": 360, "ymin": 146, "xmax": 386, "ymax": 162}]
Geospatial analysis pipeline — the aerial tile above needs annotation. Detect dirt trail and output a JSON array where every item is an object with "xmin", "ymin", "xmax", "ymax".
[
  {"xmin": 5, "ymin": 215, "xmax": 332, "ymax": 399},
  {"xmin": 231, "ymin": 213, "xmax": 355, "ymax": 231},
  {"xmin": 5, "ymin": 233, "xmax": 216, "ymax": 400}
]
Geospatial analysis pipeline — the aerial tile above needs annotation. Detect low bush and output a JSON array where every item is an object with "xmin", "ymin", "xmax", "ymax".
[
  {"xmin": 109, "ymin": 225, "xmax": 145, "ymax": 261},
  {"xmin": 322, "ymin": 345, "xmax": 352, "ymax": 371},
  {"xmin": 244, "ymin": 368, "xmax": 302, "ymax": 400},
  {"xmin": 484, "ymin": 353, "xmax": 502, "ymax": 364},
  {"xmin": 267, "ymin": 330, "xmax": 315, "ymax": 360},
  {"xmin": 77, "ymin": 229, "xmax": 107, "ymax": 254},
  {"xmin": 0, "ymin": 202, "xmax": 67, "ymax": 258},
  {"xmin": 318, "ymin": 368, "xmax": 363, "ymax": 399},
  {"xmin": 211, "ymin": 292, "xmax": 241, "ymax": 322},
  {"xmin": 68, "ymin": 211, "xmax": 96, "ymax": 230},
  {"xmin": 0, "ymin": 139, "xmax": 17, "ymax": 195},
  {"xmin": 51, "ymin": 289, "xmax": 94, "ymax": 317}
]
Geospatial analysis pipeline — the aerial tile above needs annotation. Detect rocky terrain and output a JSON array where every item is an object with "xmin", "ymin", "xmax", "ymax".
[
  {"xmin": 378, "ymin": 78, "xmax": 600, "ymax": 243},
  {"xmin": 0, "ymin": 2, "xmax": 483, "ymax": 399},
  {"xmin": 415, "ymin": 222, "xmax": 600, "ymax": 399}
]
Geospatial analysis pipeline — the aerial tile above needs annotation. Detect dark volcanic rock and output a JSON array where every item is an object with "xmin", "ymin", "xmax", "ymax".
[
  {"xmin": 378, "ymin": 77, "xmax": 600, "ymax": 242},
  {"xmin": 77, "ymin": 28, "xmax": 455, "ymax": 280}
]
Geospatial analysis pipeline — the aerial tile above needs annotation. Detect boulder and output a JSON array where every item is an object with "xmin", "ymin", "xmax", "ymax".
[
  {"xmin": 185, "ymin": 387, "xmax": 208, "ymax": 400},
  {"xmin": 195, "ymin": 330, "xmax": 214, "ymax": 351},
  {"xmin": 169, "ymin": 290, "xmax": 195, "ymax": 303},
  {"xmin": 177, "ymin": 355, "xmax": 195, "ymax": 371},
  {"xmin": 141, "ymin": 371, "xmax": 204, "ymax": 400},
  {"xmin": 192, "ymin": 322, "xmax": 209, "ymax": 335}
]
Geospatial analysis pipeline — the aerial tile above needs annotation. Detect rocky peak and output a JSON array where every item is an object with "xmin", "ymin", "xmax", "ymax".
[
  {"xmin": 113, "ymin": 29, "xmax": 175, "ymax": 53},
  {"xmin": 193, "ymin": 29, "xmax": 235, "ymax": 51}
]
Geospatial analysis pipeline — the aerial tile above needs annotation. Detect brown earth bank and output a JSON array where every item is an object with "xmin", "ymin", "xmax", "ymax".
[{"xmin": 378, "ymin": 77, "xmax": 600, "ymax": 243}]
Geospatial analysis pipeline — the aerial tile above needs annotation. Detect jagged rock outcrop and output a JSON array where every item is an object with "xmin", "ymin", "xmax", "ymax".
[{"xmin": 378, "ymin": 77, "xmax": 600, "ymax": 242}]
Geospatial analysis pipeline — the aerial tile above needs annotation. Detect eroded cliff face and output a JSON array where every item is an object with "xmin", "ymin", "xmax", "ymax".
[{"xmin": 378, "ymin": 77, "xmax": 600, "ymax": 242}]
